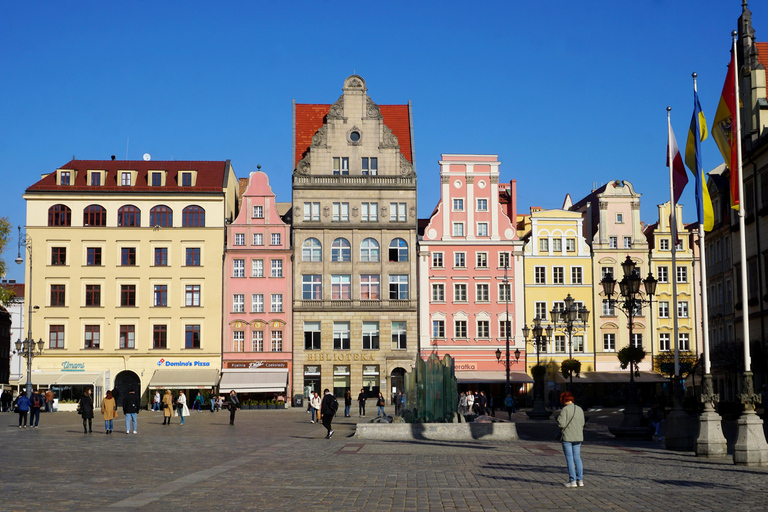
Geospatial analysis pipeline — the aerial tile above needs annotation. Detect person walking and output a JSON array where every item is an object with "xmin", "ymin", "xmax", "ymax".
[
  {"xmin": 648, "ymin": 402, "xmax": 665, "ymax": 441},
  {"xmin": 45, "ymin": 389, "xmax": 54, "ymax": 413},
  {"xmin": 29, "ymin": 390, "xmax": 44, "ymax": 428},
  {"xmin": 320, "ymin": 389, "xmax": 338, "ymax": 439},
  {"xmin": 504, "ymin": 394, "xmax": 517, "ymax": 419},
  {"xmin": 557, "ymin": 391, "xmax": 585, "ymax": 488},
  {"xmin": 1, "ymin": 389, "xmax": 11, "ymax": 412},
  {"xmin": 162, "ymin": 390, "xmax": 173, "ymax": 425},
  {"xmin": 153, "ymin": 391, "xmax": 161, "ymax": 412},
  {"xmin": 310, "ymin": 391, "xmax": 321, "ymax": 424},
  {"xmin": 357, "ymin": 388, "xmax": 367, "ymax": 417},
  {"xmin": 15, "ymin": 393, "xmax": 31, "ymax": 428},
  {"xmin": 79, "ymin": 388, "xmax": 94, "ymax": 434},
  {"xmin": 210, "ymin": 391, "xmax": 217, "ymax": 413},
  {"xmin": 101, "ymin": 390, "xmax": 117, "ymax": 434},
  {"xmin": 175, "ymin": 391, "xmax": 190, "ymax": 425},
  {"xmin": 466, "ymin": 391, "xmax": 475, "ymax": 415},
  {"xmin": 376, "ymin": 392, "xmax": 386, "ymax": 417},
  {"xmin": 228, "ymin": 390, "xmax": 240, "ymax": 425},
  {"xmin": 344, "ymin": 390, "xmax": 352, "ymax": 418},
  {"xmin": 478, "ymin": 391, "xmax": 488, "ymax": 416},
  {"xmin": 123, "ymin": 388, "xmax": 141, "ymax": 434}
]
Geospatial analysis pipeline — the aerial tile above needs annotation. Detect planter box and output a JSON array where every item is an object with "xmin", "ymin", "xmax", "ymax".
[
  {"xmin": 57, "ymin": 403, "xmax": 79, "ymax": 412},
  {"xmin": 355, "ymin": 422, "xmax": 518, "ymax": 441}
]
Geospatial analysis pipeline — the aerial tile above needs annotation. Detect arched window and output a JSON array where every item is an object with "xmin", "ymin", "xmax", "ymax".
[
  {"xmin": 182, "ymin": 205, "xmax": 205, "ymax": 227},
  {"xmin": 150, "ymin": 205, "xmax": 173, "ymax": 227},
  {"xmin": 302, "ymin": 238, "xmax": 322, "ymax": 262},
  {"xmin": 48, "ymin": 204, "xmax": 71, "ymax": 226},
  {"xmin": 117, "ymin": 205, "xmax": 141, "ymax": 227},
  {"xmin": 360, "ymin": 238, "xmax": 380, "ymax": 262},
  {"xmin": 83, "ymin": 205, "xmax": 107, "ymax": 227},
  {"xmin": 331, "ymin": 238, "xmax": 351, "ymax": 262},
  {"xmin": 389, "ymin": 238, "xmax": 408, "ymax": 262}
]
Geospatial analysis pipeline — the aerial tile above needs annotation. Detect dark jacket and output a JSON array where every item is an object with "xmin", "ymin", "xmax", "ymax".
[
  {"xmin": 79, "ymin": 394, "xmax": 95, "ymax": 419},
  {"xmin": 357, "ymin": 392, "xmax": 366, "ymax": 403},
  {"xmin": 30, "ymin": 392, "xmax": 44, "ymax": 409},
  {"xmin": 123, "ymin": 392, "xmax": 141, "ymax": 414},
  {"xmin": 16, "ymin": 395, "xmax": 31, "ymax": 412},
  {"xmin": 321, "ymin": 393, "xmax": 338, "ymax": 416}
]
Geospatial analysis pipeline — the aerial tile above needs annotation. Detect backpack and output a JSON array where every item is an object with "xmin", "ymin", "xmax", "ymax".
[
  {"xmin": 330, "ymin": 396, "xmax": 339, "ymax": 414},
  {"xmin": 32, "ymin": 395, "xmax": 42, "ymax": 408}
]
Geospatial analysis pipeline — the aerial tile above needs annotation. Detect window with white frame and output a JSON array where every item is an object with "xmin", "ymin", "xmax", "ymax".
[
  {"xmin": 252, "ymin": 259, "xmax": 264, "ymax": 277},
  {"xmin": 233, "ymin": 294, "xmax": 244, "ymax": 313},
  {"xmin": 555, "ymin": 335, "xmax": 566, "ymax": 353},
  {"xmin": 573, "ymin": 335, "xmax": 584, "ymax": 352},
  {"xmin": 252, "ymin": 331, "xmax": 264, "ymax": 352},
  {"xmin": 476, "ymin": 252, "xmax": 488, "ymax": 268},
  {"xmin": 476, "ymin": 284, "xmax": 489, "ymax": 302},
  {"xmin": 535, "ymin": 301, "xmax": 547, "ymax": 320},
  {"xmin": 253, "ymin": 205, "xmax": 264, "ymax": 218},
  {"xmin": 333, "ymin": 157, "xmax": 349, "ymax": 175},
  {"xmin": 677, "ymin": 266, "xmax": 688, "ymax": 283},
  {"xmin": 452, "ymin": 198, "xmax": 464, "ymax": 211},
  {"xmin": 454, "ymin": 252, "xmax": 466, "ymax": 268},
  {"xmin": 252, "ymin": 294, "xmax": 264, "ymax": 312},
  {"xmin": 303, "ymin": 322, "xmax": 320, "ymax": 350},
  {"xmin": 271, "ymin": 294, "xmax": 283, "ymax": 312},
  {"xmin": 233, "ymin": 331, "xmax": 244, "ymax": 352},
  {"xmin": 499, "ymin": 252, "xmax": 510, "ymax": 268},
  {"xmin": 534, "ymin": 266, "xmax": 546, "ymax": 284},
  {"xmin": 477, "ymin": 320, "xmax": 490, "ymax": 338},
  {"xmin": 233, "ymin": 259, "xmax": 245, "ymax": 278},
  {"xmin": 361, "ymin": 202, "xmax": 378, "ymax": 222},
  {"xmin": 679, "ymin": 333, "xmax": 690, "ymax": 351},
  {"xmin": 623, "ymin": 236, "xmax": 632, "ymax": 248},
  {"xmin": 391, "ymin": 321, "xmax": 407, "ymax": 349},
  {"xmin": 454, "ymin": 320, "xmax": 467, "ymax": 339},
  {"xmin": 432, "ymin": 320, "xmax": 445, "ymax": 339},
  {"xmin": 499, "ymin": 282, "xmax": 511, "ymax": 302},
  {"xmin": 452, "ymin": 222, "xmax": 465, "ymax": 237},
  {"xmin": 331, "ymin": 238, "xmax": 351, "ymax": 262},
  {"xmin": 616, "ymin": 213, "xmax": 624, "ymax": 223},
  {"xmin": 390, "ymin": 202, "xmax": 407, "ymax": 222},
  {"xmin": 363, "ymin": 321, "xmax": 380, "ymax": 349},
  {"xmin": 271, "ymin": 259, "xmax": 283, "ymax": 277},
  {"xmin": 333, "ymin": 202, "xmax": 349, "ymax": 222},
  {"xmin": 631, "ymin": 333, "xmax": 643, "ymax": 348},
  {"xmin": 432, "ymin": 283, "xmax": 445, "ymax": 302},
  {"xmin": 571, "ymin": 267, "xmax": 583, "ymax": 284},
  {"xmin": 331, "ymin": 275, "xmax": 351, "ymax": 300},
  {"xmin": 388, "ymin": 238, "xmax": 408, "ymax": 262},
  {"xmin": 477, "ymin": 198, "xmax": 488, "ymax": 211},
  {"xmin": 601, "ymin": 266, "xmax": 614, "ymax": 279},
  {"xmin": 477, "ymin": 223, "xmax": 488, "ymax": 236},
  {"xmin": 658, "ymin": 301, "xmax": 669, "ymax": 318},
  {"xmin": 454, "ymin": 283, "xmax": 467, "ymax": 302},
  {"xmin": 271, "ymin": 233, "xmax": 281, "ymax": 246},
  {"xmin": 676, "ymin": 240, "xmax": 684, "ymax": 250},
  {"xmin": 660, "ymin": 333, "xmax": 670, "ymax": 351},
  {"xmin": 678, "ymin": 301, "xmax": 689, "ymax": 318},
  {"xmin": 302, "ymin": 238, "xmax": 322, "ymax": 262},
  {"xmin": 234, "ymin": 233, "xmax": 245, "ymax": 246},
  {"xmin": 602, "ymin": 299, "xmax": 615, "ymax": 316},
  {"xmin": 604, "ymin": 333, "xmax": 616, "ymax": 351},
  {"xmin": 657, "ymin": 266, "xmax": 668, "ymax": 283},
  {"xmin": 432, "ymin": 252, "xmax": 444, "ymax": 268},
  {"xmin": 253, "ymin": 233, "xmax": 263, "ymax": 246},
  {"xmin": 360, "ymin": 238, "xmax": 380, "ymax": 262},
  {"xmin": 553, "ymin": 266, "xmax": 564, "ymax": 284},
  {"xmin": 271, "ymin": 331, "xmax": 283, "ymax": 352},
  {"xmin": 499, "ymin": 320, "xmax": 511, "ymax": 338},
  {"xmin": 302, "ymin": 275, "xmax": 322, "ymax": 300},
  {"xmin": 360, "ymin": 274, "xmax": 380, "ymax": 300},
  {"xmin": 609, "ymin": 236, "xmax": 617, "ymax": 249},
  {"xmin": 389, "ymin": 275, "xmax": 409, "ymax": 300},
  {"xmin": 361, "ymin": 157, "xmax": 378, "ymax": 175},
  {"xmin": 333, "ymin": 322, "xmax": 350, "ymax": 350},
  {"xmin": 303, "ymin": 202, "xmax": 320, "ymax": 221},
  {"xmin": 553, "ymin": 238, "xmax": 562, "ymax": 252},
  {"xmin": 539, "ymin": 238, "xmax": 549, "ymax": 252}
]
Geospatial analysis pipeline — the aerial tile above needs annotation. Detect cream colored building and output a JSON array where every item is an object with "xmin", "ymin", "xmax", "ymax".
[
  {"xmin": 292, "ymin": 75, "xmax": 417, "ymax": 401},
  {"xmin": 20, "ymin": 159, "xmax": 237, "ymax": 403}
]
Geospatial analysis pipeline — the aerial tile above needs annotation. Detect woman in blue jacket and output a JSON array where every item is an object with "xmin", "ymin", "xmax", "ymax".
[{"xmin": 16, "ymin": 393, "xmax": 31, "ymax": 428}]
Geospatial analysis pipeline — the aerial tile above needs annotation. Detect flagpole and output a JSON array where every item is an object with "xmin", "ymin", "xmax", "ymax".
[{"xmin": 667, "ymin": 107, "xmax": 681, "ymax": 380}]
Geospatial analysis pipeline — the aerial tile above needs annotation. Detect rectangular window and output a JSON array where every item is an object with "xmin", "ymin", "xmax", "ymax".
[
  {"xmin": 333, "ymin": 157, "xmax": 349, "ymax": 175},
  {"xmin": 60, "ymin": 171, "xmax": 70, "ymax": 185},
  {"xmin": 477, "ymin": 320, "xmax": 490, "ymax": 339},
  {"xmin": 360, "ymin": 274, "xmax": 380, "ymax": 300},
  {"xmin": 253, "ymin": 331, "xmax": 264, "ymax": 352},
  {"xmin": 154, "ymin": 247, "xmax": 168, "ymax": 266},
  {"xmin": 233, "ymin": 331, "xmax": 245, "ymax": 352},
  {"xmin": 185, "ymin": 325, "xmax": 201, "ymax": 349},
  {"xmin": 477, "ymin": 198, "xmax": 488, "ymax": 211},
  {"xmin": 571, "ymin": 267, "xmax": 583, "ymax": 284},
  {"xmin": 331, "ymin": 275, "xmax": 351, "ymax": 300},
  {"xmin": 333, "ymin": 322, "xmax": 350, "ymax": 350},
  {"xmin": 153, "ymin": 325, "xmax": 167, "ymax": 349},
  {"xmin": 186, "ymin": 248, "xmax": 201, "ymax": 266},
  {"xmin": 573, "ymin": 335, "xmax": 584, "ymax": 352},
  {"xmin": 304, "ymin": 322, "xmax": 321, "ymax": 350},
  {"xmin": 609, "ymin": 236, "xmax": 617, "ymax": 249},
  {"xmin": 677, "ymin": 267, "xmax": 688, "ymax": 283},
  {"xmin": 271, "ymin": 259, "xmax": 283, "ymax": 278},
  {"xmin": 392, "ymin": 321, "xmax": 407, "ymax": 349},
  {"xmin": 181, "ymin": 173, "xmax": 192, "ymax": 186},
  {"xmin": 253, "ymin": 233, "xmax": 263, "ymax": 246},
  {"xmin": 631, "ymin": 333, "xmax": 643, "ymax": 349},
  {"xmin": 539, "ymin": 238, "xmax": 549, "ymax": 252},
  {"xmin": 361, "ymin": 157, "xmax": 378, "ymax": 175},
  {"xmin": 499, "ymin": 252, "xmax": 510, "ymax": 268},
  {"xmin": 603, "ymin": 333, "xmax": 616, "ymax": 351},
  {"xmin": 50, "ymin": 285, "xmax": 66, "ymax": 307},
  {"xmin": 660, "ymin": 333, "xmax": 670, "ymax": 351},
  {"xmin": 452, "ymin": 198, "xmax": 464, "ymax": 211},
  {"xmin": 476, "ymin": 284, "xmax": 489, "ymax": 302},
  {"xmin": 234, "ymin": 233, "xmax": 245, "ymax": 246},
  {"xmin": 233, "ymin": 294, "xmax": 245, "ymax": 313},
  {"xmin": 454, "ymin": 320, "xmax": 467, "ymax": 339},
  {"xmin": 616, "ymin": 212, "xmax": 624, "ymax": 223},
  {"xmin": 90, "ymin": 173, "xmax": 101, "ymax": 186},
  {"xmin": 85, "ymin": 284, "xmax": 101, "ymax": 307},
  {"xmin": 535, "ymin": 301, "xmax": 548, "ymax": 321},
  {"xmin": 553, "ymin": 267, "xmax": 564, "ymax": 284},
  {"xmin": 154, "ymin": 285, "xmax": 167, "ymax": 307},
  {"xmin": 271, "ymin": 233, "xmax": 281, "ymax": 246},
  {"xmin": 119, "ymin": 325, "xmax": 135, "ymax": 349},
  {"xmin": 332, "ymin": 202, "xmax": 349, "ymax": 222},
  {"xmin": 303, "ymin": 202, "xmax": 320, "ymax": 221},
  {"xmin": 270, "ymin": 331, "xmax": 283, "ymax": 352},
  {"xmin": 553, "ymin": 238, "xmax": 562, "ymax": 252},
  {"xmin": 389, "ymin": 275, "xmax": 409, "ymax": 300},
  {"xmin": 121, "ymin": 247, "xmax": 136, "ymax": 266},
  {"xmin": 660, "ymin": 239, "xmax": 670, "ymax": 251},
  {"xmin": 499, "ymin": 320, "xmax": 511, "ymax": 339},
  {"xmin": 390, "ymin": 202, "xmax": 407, "ymax": 222},
  {"xmin": 602, "ymin": 299, "xmax": 615, "ymax": 316},
  {"xmin": 477, "ymin": 223, "xmax": 489, "ymax": 237},
  {"xmin": 302, "ymin": 275, "xmax": 322, "ymax": 300},
  {"xmin": 454, "ymin": 252, "xmax": 466, "ymax": 268},
  {"xmin": 252, "ymin": 205, "xmax": 264, "ymax": 218},
  {"xmin": 51, "ymin": 247, "xmax": 66, "ymax": 265},
  {"xmin": 252, "ymin": 294, "xmax": 264, "ymax": 312},
  {"xmin": 233, "ymin": 259, "xmax": 245, "ymax": 278},
  {"xmin": 432, "ymin": 320, "xmax": 445, "ymax": 339},
  {"xmin": 271, "ymin": 294, "xmax": 283, "ymax": 312},
  {"xmin": 658, "ymin": 301, "xmax": 669, "ymax": 318},
  {"xmin": 362, "ymin": 321, "xmax": 379, "ymax": 350},
  {"xmin": 361, "ymin": 202, "xmax": 378, "ymax": 222},
  {"xmin": 151, "ymin": 172, "xmax": 162, "ymax": 187},
  {"xmin": 454, "ymin": 283, "xmax": 467, "ymax": 302},
  {"xmin": 476, "ymin": 252, "xmax": 488, "ymax": 268},
  {"xmin": 84, "ymin": 325, "xmax": 100, "ymax": 349},
  {"xmin": 87, "ymin": 247, "xmax": 102, "ymax": 266},
  {"xmin": 534, "ymin": 266, "xmax": 546, "ymax": 284},
  {"xmin": 432, "ymin": 253, "xmax": 444, "ymax": 268},
  {"xmin": 623, "ymin": 236, "xmax": 632, "ymax": 248},
  {"xmin": 566, "ymin": 239, "xmax": 576, "ymax": 252},
  {"xmin": 252, "ymin": 259, "xmax": 264, "ymax": 277},
  {"xmin": 49, "ymin": 325, "xmax": 64, "ymax": 349},
  {"xmin": 555, "ymin": 335, "xmax": 566, "ymax": 353},
  {"xmin": 185, "ymin": 285, "xmax": 200, "ymax": 307},
  {"xmin": 499, "ymin": 283, "xmax": 511, "ymax": 302},
  {"xmin": 121, "ymin": 172, "xmax": 131, "ymax": 186},
  {"xmin": 657, "ymin": 266, "xmax": 669, "ymax": 283},
  {"xmin": 679, "ymin": 333, "xmax": 690, "ymax": 351},
  {"xmin": 431, "ymin": 283, "xmax": 445, "ymax": 302},
  {"xmin": 120, "ymin": 285, "xmax": 136, "ymax": 307},
  {"xmin": 601, "ymin": 266, "xmax": 614, "ymax": 279},
  {"xmin": 678, "ymin": 301, "xmax": 689, "ymax": 318}
]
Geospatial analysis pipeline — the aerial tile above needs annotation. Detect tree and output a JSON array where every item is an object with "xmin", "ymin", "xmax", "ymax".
[{"xmin": 0, "ymin": 217, "xmax": 13, "ymax": 305}]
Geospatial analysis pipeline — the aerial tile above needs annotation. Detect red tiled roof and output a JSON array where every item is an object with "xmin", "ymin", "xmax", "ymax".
[
  {"xmin": 294, "ymin": 103, "xmax": 412, "ymax": 168},
  {"xmin": 756, "ymin": 42, "xmax": 768, "ymax": 70},
  {"xmin": 26, "ymin": 160, "xmax": 230, "ymax": 193}
]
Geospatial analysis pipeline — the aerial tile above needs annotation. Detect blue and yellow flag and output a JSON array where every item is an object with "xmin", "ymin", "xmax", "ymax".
[{"xmin": 685, "ymin": 89, "xmax": 714, "ymax": 231}]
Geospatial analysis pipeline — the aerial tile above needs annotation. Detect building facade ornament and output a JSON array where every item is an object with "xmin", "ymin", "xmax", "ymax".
[
  {"xmin": 327, "ymin": 95, "xmax": 345, "ymax": 120},
  {"xmin": 380, "ymin": 125, "xmax": 400, "ymax": 150}
]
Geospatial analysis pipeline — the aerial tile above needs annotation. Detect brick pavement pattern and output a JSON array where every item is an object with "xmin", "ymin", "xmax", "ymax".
[{"xmin": 2, "ymin": 408, "xmax": 768, "ymax": 511}]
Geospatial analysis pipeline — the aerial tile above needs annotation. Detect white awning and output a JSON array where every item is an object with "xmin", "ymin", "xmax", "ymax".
[
  {"xmin": 554, "ymin": 371, "xmax": 667, "ymax": 384},
  {"xmin": 29, "ymin": 372, "xmax": 104, "ymax": 386},
  {"xmin": 455, "ymin": 371, "xmax": 534, "ymax": 384},
  {"xmin": 30, "ymin": 373, "xmax": 66, "ymax": 386},
  {"xmin": 148, "ymin": 369, "xmax": 219, "ymax": 389},
  {"xmin": 219, "ymin": 370, "xmax": 288, "ymax": 393}
]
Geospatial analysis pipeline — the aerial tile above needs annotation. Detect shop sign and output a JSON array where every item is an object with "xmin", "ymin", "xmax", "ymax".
[
  {"xmin": 363, "ymin": 365, "xmax": 380, "ymax": 375},
  {"xmin": 304, "ymin": 365, "xmax": 321, "ymax": 376},
  {"xmin": 157, "ymin": 358, "xmax": 211, "ymax": 367},
  {"xmin": 305, "ymin": 353, "xmax": 375, "ymax": 362},
  {"xmin": 456, "ymin": 363, "xmax": 477, "ymax": 371},
  {"xmin": 61, "ymin": 361, "xmax": 85, "ymax": 372},
  {"xmin": 224, "ymin": 361, "xmax": 288, "ymax": 369},
  {"xmin": 333, "ymin": 366, "xmax": 350, "ymax": 375}
]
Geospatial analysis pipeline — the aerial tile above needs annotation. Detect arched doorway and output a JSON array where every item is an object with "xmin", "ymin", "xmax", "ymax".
[
  {"xmin": 113, "ymin": 370, "xmax": 141, "ymax": 406},
  {"xmin": 390, "ymin": 367, "xmax": 406, "ymax": 398}
]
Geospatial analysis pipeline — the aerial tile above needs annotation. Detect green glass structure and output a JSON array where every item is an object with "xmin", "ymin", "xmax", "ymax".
[{"xmin": 403, "ymin": 353, "xmax": 458, "ymax": 423}]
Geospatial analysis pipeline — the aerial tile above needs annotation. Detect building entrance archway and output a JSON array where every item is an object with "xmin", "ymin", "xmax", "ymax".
[{"xmin": 113, "ymin": 370, "xmax": 141, "ymax": 406}]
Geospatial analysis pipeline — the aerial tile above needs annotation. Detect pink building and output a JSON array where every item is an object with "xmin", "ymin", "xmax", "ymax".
[
  {"xmin": 418, "ymin": 154, "xmax": 528, "ymax": 400},
  {"xmin": 220, "ymin": 171, "xmax": 293, "ymax": 401}
]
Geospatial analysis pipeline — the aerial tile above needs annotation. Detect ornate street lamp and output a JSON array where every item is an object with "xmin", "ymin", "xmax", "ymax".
[
  {"xmin": 522, "ymin": 316, "xmax": 553, "ymax": 419},
  {"xmin": 15, "ymin": 226, "xmax": 42, "ymax": 398},
  {"xmin": 493, "ymin": 260, "xmax": 515, "ymax": 397},
  {"xmin": 601, "ymin": 256, "xmax": 657, "ymax": 436},
  {"xmin": 550, "ymin": 294, "xmax": 590, "ymax": 392}
]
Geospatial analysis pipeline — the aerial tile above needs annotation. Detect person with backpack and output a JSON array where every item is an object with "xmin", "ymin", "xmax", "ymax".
[
  {"xmin": 320, "ymin": 389, "xmax": 338, "ymax": 439},
  {"xmin": 29, "ymin": 390, "xmax": 44, "ymax": 428},
  {"xmin": 504, "ymin": 394, "xmax": 517, "ymax": 419}
]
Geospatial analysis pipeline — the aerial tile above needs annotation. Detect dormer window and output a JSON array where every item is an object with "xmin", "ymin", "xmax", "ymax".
[
  {"xmin": 121, "ymin": 172, "xmax": 132, "ymax": 186},
  {"xmin": 90, "ymin": 172, "xmax": 101, "ymax": 186},
  {"xmin": 181, "ymin": 173, "xmax": 192, "ymax": 186},
  {"xmin": 152, "ymin": 173, "xmax": 162, "ymax": 186},
  {"xmin": 253, "ymin": 206, "xmax": 264, "ymax": 218},
  {"xmin": 60, "ymin": 171, "xmax": 71, "ymax": 186}
]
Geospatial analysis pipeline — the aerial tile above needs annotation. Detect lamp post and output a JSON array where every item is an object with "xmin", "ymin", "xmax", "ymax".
[
  {"xmin": 550, "ymin": 294, "xmax": 590, "ymax": 392},
  {"xmin": 522, "ymin": 316, "xmax": 553, "ymax": 419},
  {"xmin": 601, "ymin": 255, "xmax": 657, "ymax": 435},
  {"xmin": 15, "ymin": 226, "xmax": 43, "ymax": 397},
  {"xmin": 493, "ymin": 260, "xmax": 515, "ymax": 397}
]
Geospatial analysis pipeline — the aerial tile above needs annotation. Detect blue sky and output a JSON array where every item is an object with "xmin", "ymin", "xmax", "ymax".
[{"xmin": 0, "ymin": 1, "xmax": 761, "ymax": 282}]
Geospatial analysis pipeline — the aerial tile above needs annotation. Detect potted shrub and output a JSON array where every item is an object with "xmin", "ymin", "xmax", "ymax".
[
  {"xmin": 277, "ymin": 400, "xmax": 285, "ymax": 409},
  {"xmin": 617, "ymin": 345, "xmax": 646, "ymax": 377},
  {"xmin": 560, "ymin": 359, "xmax": 582, "ymax": 381}
]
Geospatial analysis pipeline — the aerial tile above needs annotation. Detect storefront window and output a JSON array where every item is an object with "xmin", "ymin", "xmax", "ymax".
[
  {"xmin": 362, "ymin": 365, "xmax": 380, "ymax": 397},
  {"xmin": 304, "ymin": 365, "xmax": 321, "ymax": 396},
  {"xmin": 333, "ymin": 365, "xmax": 350, "ymax": 398}
]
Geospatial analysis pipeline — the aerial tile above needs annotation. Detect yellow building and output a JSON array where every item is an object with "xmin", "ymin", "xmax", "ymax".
[
  {"xmin": 20, "ymin": 159, "xmax": 237, "ymax": 405},
  {"xmin": 522, "ymin": 208, "xmax": 594, "ymax": 385}
]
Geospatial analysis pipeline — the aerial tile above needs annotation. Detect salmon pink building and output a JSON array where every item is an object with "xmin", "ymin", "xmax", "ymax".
[
  {"xmin": 220, "ymin": 171, "xmax": 293, "ymax": 400},
  {"xmin": 418, "ymin": 154, "xmax": 529, "ymax": 400}
]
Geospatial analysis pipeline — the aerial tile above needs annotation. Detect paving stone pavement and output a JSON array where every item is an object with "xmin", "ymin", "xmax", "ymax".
[{"xmin": 1, "ymin": 407, "xmax": 768, "ymax": 511}]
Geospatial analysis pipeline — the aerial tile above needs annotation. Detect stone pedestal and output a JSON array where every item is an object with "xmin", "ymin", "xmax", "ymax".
[
  {"xmin": 609, "ymin": 401, "xmax": 653, "ymax": 439},
  {"xmin": 733, "ymin": 411, "xmax": 768, "ymax": 466},
  {"xmin": 665, "ymin": 408, "xmax": 694, "ymax": 451},
  {"xmin": 695, "ymin": 410, "xmax": 728, "ymax": 458},
  {"xmin": 525, "ymin": 397, "xmax": 552, "ymax": 420}
]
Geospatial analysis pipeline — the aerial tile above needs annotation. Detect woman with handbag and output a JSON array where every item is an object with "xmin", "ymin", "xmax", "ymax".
[
  {"xmin": 162, "ymin": 390, "xmax": 173, "ymax": 425},
  {"xmin": 79, "ymin": 388, "xmax": 95, "ymax": 434},
  {"xmin": 376, "ymin": 392, "xmax": 386, "ymax": 417},
  {"xmin": 101, "ymin": 390, "xmax": 117, "ymax": 434},
  {"xmin": 557, "ymin": 391, "xmax": 585, "ymax": 488},
  {"xmin": 174, "ymin": 391, "xmax": 190, "ymax": 425}
]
